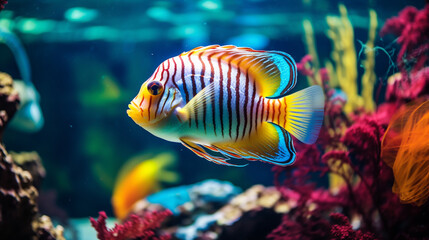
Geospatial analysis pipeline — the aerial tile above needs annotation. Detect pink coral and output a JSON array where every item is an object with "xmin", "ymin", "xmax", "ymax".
[
  {"xmin": 90, "ymin": 210, "xmax": 172, "ymax": 240},
  {"xmin": 385, "ymin": 67, "xmax": 429, "ymax": 102},
  {"xmin": 296, "ymin": 55, "xmax": 314, "ymax": 77},
  {"xmin": 380, "ymin": 4, "xmax": 429, "ymax": 75},
  {"xmin": 330, "ymin": 213, "xmax": 376, "ymax": 240},
  {"xmin": 341, "ymin": 117, "xmax": 384, "ymax": 163}
]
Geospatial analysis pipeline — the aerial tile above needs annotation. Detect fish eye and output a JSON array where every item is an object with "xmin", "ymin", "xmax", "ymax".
[{"xmin": 147, "ymin": 81, "xmax": 163, "ymax": 96}]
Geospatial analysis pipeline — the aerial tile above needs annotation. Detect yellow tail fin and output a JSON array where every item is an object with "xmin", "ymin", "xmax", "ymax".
[{"xmin": 282, "ymin": 85, "xmax": 325, "ymax": 144}]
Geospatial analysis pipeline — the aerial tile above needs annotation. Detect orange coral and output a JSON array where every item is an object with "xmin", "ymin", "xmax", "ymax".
[{"xmin": 381, "ymin": 99, "xmax": 429, "ymax": 206}]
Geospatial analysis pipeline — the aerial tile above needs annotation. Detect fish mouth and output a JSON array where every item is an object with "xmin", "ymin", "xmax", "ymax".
[
  {"xmin": 127, "ymin": 101, "xmax": 180, "ymax": 127},
  {"xmin": 127, "ymin": 101, "xmax": 145, "ymax": 126}
]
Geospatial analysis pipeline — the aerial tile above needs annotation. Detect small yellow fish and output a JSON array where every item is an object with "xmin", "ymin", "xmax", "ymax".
[
  {"xmin": 127, "ymin": 45, "xmax": 324, "ymax": 166},
  {"xmin": 111, "ymin": 152, "xmax": 179, "ymax": 220}
]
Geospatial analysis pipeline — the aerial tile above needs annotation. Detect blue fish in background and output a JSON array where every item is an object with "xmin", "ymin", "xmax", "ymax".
[{"xmin": 0, "ymin": 27, "xmax": 44, "ymax": 132}]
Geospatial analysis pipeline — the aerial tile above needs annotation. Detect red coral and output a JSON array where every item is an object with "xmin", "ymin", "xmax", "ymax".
[
  {"xmin": 385, "ymin": 67, "xmax": 429, "ymax": 102},
  {"xmin": 296, "ymin": 55, "xmax": 314, "ymax": 77},
  {"xmin": 380, "ymin": 4, "xmax": 429, "ymax": 75},
  {"xmin": 0, "ymin": 0, "xmax": 7, "ymax": 11},
  {"xmin": 268, "ymin": 213, "xmax": 330, "ymax": 240},
  {"xmin": 268, "ymin": 4, "xmax": 429, "ymax": 240},
  {"xmin": 90, "ymin": 210, "xmax": 172, "ymax": 240},
  {"xmin": 341, "ymin": 117, "xmax": 384, "ymax": 163},
  {"xmin": 330, "ymin": 213, "xmax": 376, "ymax": 240}
]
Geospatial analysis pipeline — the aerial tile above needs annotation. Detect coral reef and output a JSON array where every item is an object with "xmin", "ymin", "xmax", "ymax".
[
  {"xmin": 329, "ymin": 213, "xmax": 376, "ymax": 240},
  {"xmin": 90, "ymin": 180, "xmax": 240, "ymax": 240},
  {"xmin": 325, "ymin": 4, "xmax": 360, "ymax": 113},
  {"xmin": 380, "ymin": 4, "xmax": 429, "ymax": 78},
  {"xmin": 90, "ymin": 210, "xmax": 172, "ymax": 240},
  {"xmin": 267, "ymin": 3, "xmax": 429, "ymax": 240},
  {"xmin": 214, "ymin": 185, "xmax": 287, "ymax": 240},
  {"xmin": 0, "ymin": 72, "xmax": 65, "ymax": 240},
  {"xmin": 0, "ymin": 142, "xmax": 40, "ymax": 239},
  {"xmin": 145, "ymin": 179, "xmax": 241, "ymax": 216},
  {"xmin": 91, "ymin": 4, "xmax": 429, "ymax": 240},
  {"xmin": 0, "ymin": 125, "xmax": 65, "ymax": 240},
  {"xmin": 0, "ymin": 72, "xmax": 20, "ymax": 139},
  {"xmin": 175, "ymin": 185, "xmax": 286, "ymax": 240},
  {"xmin": 140, "ymin": 180, "xmax": 241, "ymax": 239},
  {"xmin": 128, "ymin": 184, "xmax": 287, "ymax": 240},
  {"xmin": 11, "ymin": 151, "xmax": 46, "ymax": 189},
  {"xmin": 303, "ymin": 4, "xmax": 378, "ymax": 113}
]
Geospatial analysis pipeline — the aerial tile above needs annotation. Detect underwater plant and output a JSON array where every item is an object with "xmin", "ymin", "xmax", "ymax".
[
  {"xmin": 381, "ymin": 99, "xmax": 429, "ymax": 206},
  {"xmin": 268, "ymin": 3, "xmax": 429, "ymax": 239},
  {"xmin": 90, "ymin": 210, "xmax": 172, "ymax": 240}
]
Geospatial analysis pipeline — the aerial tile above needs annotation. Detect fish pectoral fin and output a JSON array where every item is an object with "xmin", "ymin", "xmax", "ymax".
[
  {"xmin": 213, "ymin": 122, "xmax": 296, "ymax": 166},
  {"xmin": 178, "ymin": 82, "xmax": 215, "ymax": 122},
  {"xmin": 180, "ymin": 138, "xmax": 246, "ymax": 167}
]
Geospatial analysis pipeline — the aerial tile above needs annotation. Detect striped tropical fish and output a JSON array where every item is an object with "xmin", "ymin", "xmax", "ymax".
[{"xmin": 127, "ymin": 45, "xmax": 324, "ymax": 166}]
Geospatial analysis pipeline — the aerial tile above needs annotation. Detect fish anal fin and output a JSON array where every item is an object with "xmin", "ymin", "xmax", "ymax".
[
  {"xmin": 180, "ymin": 138, "xmax": 246, "ymax": 167},
  {"xmin": 213, "ymin": 122, "xmax": 296, "ymax": 166}
]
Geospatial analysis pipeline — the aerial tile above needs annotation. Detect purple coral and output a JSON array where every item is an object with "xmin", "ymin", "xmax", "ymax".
[{"xmin": 90, "ymin": 210, "xmax": 172, "ymax": 240}]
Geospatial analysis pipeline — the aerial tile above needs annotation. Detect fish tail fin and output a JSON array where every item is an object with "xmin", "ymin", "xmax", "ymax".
[{"xmin": 281, "ymin": 85, "xmax": 325, "ymax": 144}]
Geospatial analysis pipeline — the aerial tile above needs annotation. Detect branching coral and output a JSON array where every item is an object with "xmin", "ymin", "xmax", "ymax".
[
  {"xmin": 302, "ymin": 20, "xmax": 322, "ymax": 86},
  {"xmin": 380, "ymin": 4, "xmax": 429, "ymax": 76},
  {"xmin": 270, "ymin": 62, "xmax": 429, "ymax": 239},
  {"xmin": 269, "ymin": 3, "xmax": 429, "ymax": 239},
  {"xmin": 330, "ymin": 213, "xmax": 376, "ymax": 240},
  {"xmin": 325, "ymin": 4, "xmax": 360, "ymax": 113},
  {"xmin": 303, "ymin": 4, "xmax": 378, "ymax": 113},
  {"xmin": 360, "ymin": 9, "xmax": 378, "ymax": 112},
  {"xmin": 90, "ymin": 210, "xmax": 172, "ymax": 240}
]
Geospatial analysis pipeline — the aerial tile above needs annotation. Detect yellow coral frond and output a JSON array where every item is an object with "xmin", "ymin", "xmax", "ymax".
[
  {"xmin": 326, "ymin": 4, "xmax": 360, "ymax": 113},
  {"xmin": 361, "ymin": 9, "xmax": 378, "ymax": 112},
  {"xmin": 302, "ymin": 19, "xmax": 322, "ymax": 86}
]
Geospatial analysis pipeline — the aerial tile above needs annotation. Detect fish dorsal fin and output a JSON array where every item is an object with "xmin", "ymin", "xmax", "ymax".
[{"xmin": 180, "ymin": 45, "xmax": 298, "ymax": 98}]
